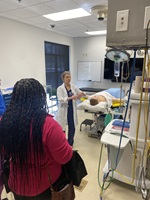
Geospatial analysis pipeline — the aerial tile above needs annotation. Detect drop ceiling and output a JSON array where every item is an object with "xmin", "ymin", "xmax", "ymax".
[{"xmin": 0, "ymin": 0, "xmax": 108, "ymax": 38}]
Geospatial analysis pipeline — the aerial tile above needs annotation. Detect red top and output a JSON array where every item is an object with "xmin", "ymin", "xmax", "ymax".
[{"xmin": 8, "ymin": 115, "xmax": 73, "ymax": 196}]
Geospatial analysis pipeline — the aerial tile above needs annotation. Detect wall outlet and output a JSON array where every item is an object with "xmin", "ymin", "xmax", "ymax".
[
  {"xmin": 144, "ymin": 6, "xmax": 150, "ymax": 29},
  {"xmin": 116, "ymin": 9, "xmax": 129, "ymax": 32}
]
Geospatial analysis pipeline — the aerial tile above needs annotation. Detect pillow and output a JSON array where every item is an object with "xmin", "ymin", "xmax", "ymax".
[
  {"xmin": 77, "ymin": 99, "xmax": 109, "ymax": 112},
  {"xmin": 105, "ymin": 88, "xmax": 125, "ymax": 98}
]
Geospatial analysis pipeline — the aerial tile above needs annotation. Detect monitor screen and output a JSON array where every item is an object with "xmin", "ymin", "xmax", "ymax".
[{"xmin": 103, "ymin": 57, "xmax": 143, "ymax": 82}]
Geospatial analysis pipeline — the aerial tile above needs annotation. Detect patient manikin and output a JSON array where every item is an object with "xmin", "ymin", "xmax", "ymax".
[
  {"xmin": 90, "ymin": 96, "xmax": 107, "ymax": 105},
  {"xmin": 89, "ymin": 95, "xmax": 124, "ymax": 106}
]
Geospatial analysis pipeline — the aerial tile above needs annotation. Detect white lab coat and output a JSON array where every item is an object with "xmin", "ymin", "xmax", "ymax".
[{"xmin": 55, "ymin": 83, "xmax": 82, "ymax": 131}]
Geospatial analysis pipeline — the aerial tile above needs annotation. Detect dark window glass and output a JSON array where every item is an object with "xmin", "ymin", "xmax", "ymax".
[
  {"xmin": 104, "ymin": 58, "xmax": 143, "ymax": 82},
  {"xmin": 45, "ymin": 42, "xmax": 69, "ymax": 95}
]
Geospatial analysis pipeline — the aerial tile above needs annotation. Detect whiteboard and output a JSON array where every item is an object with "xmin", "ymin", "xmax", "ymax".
[
  {"xmin": 77, "ymin": 62, "xmax": 90, "ymax": 81},
  {"xmin": 77, "ymin": 61, "xmax": 102, "ymax": 81}
]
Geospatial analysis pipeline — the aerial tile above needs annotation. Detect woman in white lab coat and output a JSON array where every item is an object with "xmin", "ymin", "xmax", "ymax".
[{"xmin": 56, "ymin": 71, "xmax": 85, "ymax": 146}]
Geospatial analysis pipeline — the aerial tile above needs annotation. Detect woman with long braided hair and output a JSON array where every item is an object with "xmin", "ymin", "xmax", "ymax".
[{"xmin": 0, "ymin": 78, "xmax": 73, "ymax": 200}]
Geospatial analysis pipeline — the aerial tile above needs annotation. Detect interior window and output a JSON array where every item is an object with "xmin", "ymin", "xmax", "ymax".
[{"xmin": 45, "ymin": 41, "xmax": 69, "ymax": 95}]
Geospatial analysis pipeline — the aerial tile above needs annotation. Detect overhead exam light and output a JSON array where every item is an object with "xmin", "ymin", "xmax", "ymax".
[
  {"xmin": 105, "ymin": 49, "xmax": 130, "ymax": 82},
  {"xmin": 105, "ymin": 49, "xmax": 130, "ymax": 62}
]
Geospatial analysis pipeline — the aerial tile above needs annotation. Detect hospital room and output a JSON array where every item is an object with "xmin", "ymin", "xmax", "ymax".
[{"xmin": 0, "ymin": 0, "xmax": 150, "ymax": 200}]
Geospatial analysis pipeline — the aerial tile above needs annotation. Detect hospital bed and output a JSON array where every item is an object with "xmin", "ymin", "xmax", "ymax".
[
  {"xmin": 78, "ymin": 88, "xmax": 125, "ymax": 138},
  {"xmin": 79, "ymin": 87, "xmax": 106, "ymax": 95}
]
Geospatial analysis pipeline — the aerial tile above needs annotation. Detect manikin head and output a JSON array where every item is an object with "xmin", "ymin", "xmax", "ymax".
[{"xmin": 90, "ymin": 98, "xmax": 99, "ymax": 106}]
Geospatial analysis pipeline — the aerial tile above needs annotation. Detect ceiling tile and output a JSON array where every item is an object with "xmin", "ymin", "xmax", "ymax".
[
  {"xmin": 34, "ymin": 21, "xmax": 63, "ymax": 30},
  {"xmin": 16, "ymin": 0, "xmax": 43, "ymax": 6},
  {"xmin": 38, "ymin": 0, "xmax": 53, "ymax": 2},
  {"xmin": 25, "ymin": 4, "xmax": 55, "ymax": 15},
  {"xmin": 0, "ymin": 0, "xmax": 108, "ymax": 38},
  {"xmin": 16, "ymin": 18, "xmax": 37, "ymax": 25},
  {"xmin": 3, "ymin": 0, "xmax": 38, "ymax": 7},
  {"xmin": 87, "ymin": 21, "xmax": 107, "ymax": 28},
  {"xmin": 74, "ymin": 15, "xmax": 97, "ymax": 23},
  {"xmin": 0, "ymin": 12, "xmax": 20, "ymax": 20},
  {"xmin": 0, "ymin": 1, "xmax": 19, "ymax": 12},
  {"xmin": 25, "ymin": 16, "xmax": 53, "ymax": 24},
  {"xmin": 0, "ymin": 0, "xmax": 22, "ymax": 8},
  {"xmin": 45, "ymin": 0, "xmax": 79, "ymax": 12},
  {"xmin": 7, "ymin": 8, "xmax": 38, "ymax": 18},
  {"xmin": 72, "ymin": 0, "xmax": 108, "ymax": 7},
  {"xmin": 56, "ymin": 19, "xmax": 82, "ymax": 26}
]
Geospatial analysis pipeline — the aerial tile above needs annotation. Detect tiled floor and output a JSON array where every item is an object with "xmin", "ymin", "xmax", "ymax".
[{"xmin": 1, "ymin": 110, "xmax": 143, "ymax": 200}]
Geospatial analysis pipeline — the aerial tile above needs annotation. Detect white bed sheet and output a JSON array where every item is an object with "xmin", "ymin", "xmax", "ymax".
[{"xmin": 77, "ymin": 99, "xmax": 110, "ymax": 113}]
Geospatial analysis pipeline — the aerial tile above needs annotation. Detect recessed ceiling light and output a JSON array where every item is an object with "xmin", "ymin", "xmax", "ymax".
[
  {"xmin": 43, "ymin": 8, "xmax": 91, "ymax": 21},
  {"xmin": 85, "ymin": 30, "xmax": 107, "ymax": 35}
]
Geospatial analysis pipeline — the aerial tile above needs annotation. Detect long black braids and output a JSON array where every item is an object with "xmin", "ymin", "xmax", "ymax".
[{"xmin": 0, "ymin": 78, "xmax": 48, "ymax": 171}]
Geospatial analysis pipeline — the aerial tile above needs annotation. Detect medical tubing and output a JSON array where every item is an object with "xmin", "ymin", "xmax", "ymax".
[
  {"xmin": 116, "ymin": 77, "xmax": 118, "ymax": 82},
  {"xmin": 134, "ymin": 50, "xmax": 148, "ymax": 194},
  {"xmin": 135, "ymin": 21, "xmax": 150, "ymax": 196},
  {"xmin": 99, "ymin": 50, "xmax": 137, "ymax": 192},
  {"xmin": 144, "ymin": 58, "xmax": 150, "ymax": 146},
  {"xmin": 114, "ymin": 169, "xmax": 135, "ymax": 185},
  {"xmin": 98, "ymin": 144, "xmax": 113, "ymax": 188},
  {"xmin": 100, "ymin": 171, "xmax": 114, "ymax": 199},
  {"xmin": 98, "ymin": 143, "xmax": 104, "ymax": 188},
  {"xmin": 98, "ymin": 144, "xmax": 114, "ymax": 199},
  {"xmin": 116, "ymin": 50, "xmax": 148, "ymax": 189},
  {"xmin": 98, "ymin": 51, "xmax": 148, "ymax": 197},
  {"xmin": 114, "ymin": 49, "xmax": 137, "ymax": 171},
  {"xmin": 119, "ymin": 82, "xmax": 123, "ymax": 113},
  {"xmin": 98, "ymin": 51, "xmax": 137, "ymax": 196},
  {"xmin": 113, "ymin": 50, "xmax": 147, "ymax": 187},
  {"xmin": 135, "ymin": 166, "xmax": 147, "ymax": 199},
  {"xmin": 146, "ymin": 20, "xmax": 150, "ymax": 59},
  {"xmin": 112, "ymin": 51, "xmax": 146, "ymax": 188},
  {"xmin": 143, "ymin": 63, "xmax": 150, "ymax": 160},
  {"xmin": 111, "ymin": 50, "xmax": 137, "ymax": 186},
  {"xmin": 122, "ymin": 61, "xmax": 130, "ymax": 81},
  {"xmin": 139, "ymin": 56, "xmax": 150, "ymax": 198}
]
